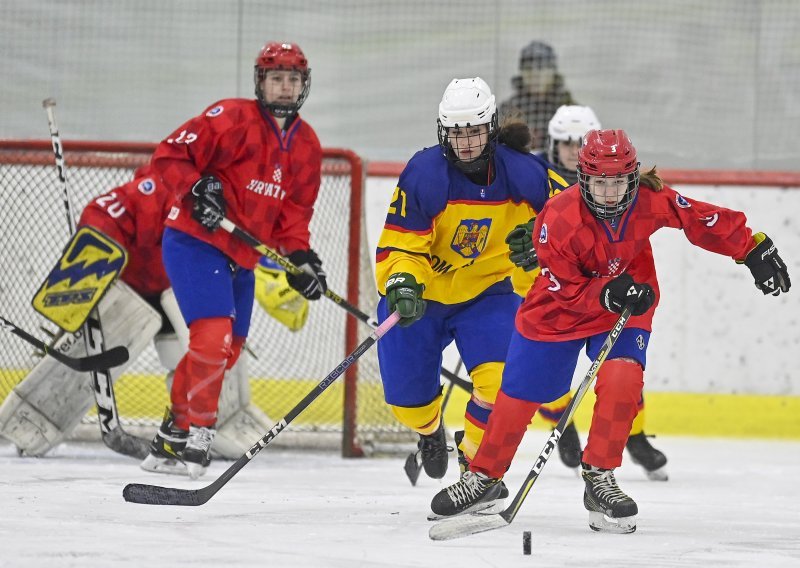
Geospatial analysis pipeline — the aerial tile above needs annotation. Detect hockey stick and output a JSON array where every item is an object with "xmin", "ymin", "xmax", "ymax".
[
  {"xmin": 404, "ymin": 357, "xmax": 464, "ymax": 486},
  {"xmin": 218, "ymin": 217, "xmax": 473, "ymax": 394},
  {"xmin": 122, "ymin": 310, "xmax": 402, "ymax": 506},
  {"xmin": 429, "ymin": 304, "xmax": 635, "ymax": 541},
  {"xmin": 43, "ymin": 98, "xmax": 150, "ymax": 460},
  {"xmin": 1, "ymin": 315, "xmax": 129, "ymax": 372}
]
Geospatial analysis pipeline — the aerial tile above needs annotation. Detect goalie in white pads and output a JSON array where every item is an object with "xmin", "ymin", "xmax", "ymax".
[{"xmin": 0, "ymin": 165, "xmax": 307, "ymax": 463}]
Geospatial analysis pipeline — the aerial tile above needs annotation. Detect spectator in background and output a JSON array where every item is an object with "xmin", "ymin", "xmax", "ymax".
[{"xmin": 498, "ymin": 41, "xmax": 575, "ymax": 152}]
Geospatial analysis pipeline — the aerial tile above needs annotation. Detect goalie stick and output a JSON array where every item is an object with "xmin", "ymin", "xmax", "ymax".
[
  {"xmin": 1, "ymin": 315, "xmax": 129, "ymax": 372},
  {"xmin": 428, "ymin": 304, "xmax": 635, "ymax": 541},
  {"xmin": 43, "ymin": 98, "xmax": 150, "ymax": 460},
  {"xmin": 122, "ymin": 310, "xmax": 402, "ymax": 506},
  {"xmin": 218, "ymin": 217, "xmax": 473, "ymax": 394}
]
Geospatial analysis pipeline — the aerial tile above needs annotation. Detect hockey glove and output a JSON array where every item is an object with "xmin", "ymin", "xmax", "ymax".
[
  {"xmin": 286, "ymin": 249, "xmax": 328, "ymax": 300},
  {"xmin": 385, "ymin": 272, "xmax": 426, "ymax": 327},
  {"xmin": 190, "ymin": 175, "xmax": 226, "ymax": 231},
  {"xmin": 741, "ymin": 232, "xmax": 790, "ymax": 296},
  {"xmin": 600, "ymin": 273, "xmax": 655, "ymax": 316},
  {"xmin": 505, "ymin": 220, "xmax": 538, "ymax": 271}
]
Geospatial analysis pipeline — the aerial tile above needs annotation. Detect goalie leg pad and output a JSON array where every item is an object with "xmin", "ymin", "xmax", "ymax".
[
  {"xmin": 212, "ymin": 352, "xmax": 272, "ymax": 459},
  {"xmin": 0, "ymin": 282, "xmax": 162, "ymax": 456}
]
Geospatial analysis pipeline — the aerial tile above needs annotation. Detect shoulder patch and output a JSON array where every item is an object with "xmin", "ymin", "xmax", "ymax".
[
  {"xmin": 205, "ymin": 105, "xmax": 224, "ymax": 117},
  {"xmin": 137, "ymin": 178, "xmax": 156, "ymax": 195},
  {"xmin": 675, "ymin": 194, "xmax": 691, "ymax": 208},
  {"xmin": 539, "ymin": 223, "xmax": 548, "ymax": 244}
]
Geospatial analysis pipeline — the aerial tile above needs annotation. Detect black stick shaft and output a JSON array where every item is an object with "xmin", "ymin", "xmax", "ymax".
[{"xmin": 123, "ymin": 311, "xmax": 402, "ymax": 506}]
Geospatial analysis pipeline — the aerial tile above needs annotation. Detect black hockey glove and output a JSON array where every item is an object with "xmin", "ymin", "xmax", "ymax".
[
  {"xmin": 286, "ymin": 249, "xmax": 328, "ymax": 300},
  {"xmin": 385, "ymin": 272, "xmax": 426, "ymax": 327},
  {"xmin": 190, "ymin": 175, "xmax": 226, "ymax": 231},
  {"xmin": 600, "ymin": 273, "xmax": 655, "ymax": 316},
  {"xmin": 505, "ymin": 219, "xmax": 538, "ymax": 271},
  {"xmin": 741, "ymin": 232, "xmax": 790, "ymax": 296}
]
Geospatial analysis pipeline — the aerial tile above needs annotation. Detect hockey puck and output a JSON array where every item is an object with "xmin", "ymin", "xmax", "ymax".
[{"xmin": 522, "ymin": 530, "xmax": 531, "ymax": 555}]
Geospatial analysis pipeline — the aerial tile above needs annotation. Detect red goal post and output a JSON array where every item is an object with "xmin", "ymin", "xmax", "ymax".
[{"xmin": 0, "ymin": 140, "xmax": 412, "ymax": 457}]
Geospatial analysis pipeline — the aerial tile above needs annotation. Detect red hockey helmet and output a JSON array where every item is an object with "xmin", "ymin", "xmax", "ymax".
[
  {"xmin": 253, "ymin": 42, "xmax": 311, "ymax": 117},
  {"xmin": 577, "ymin": 129, "xmax": 640, "ymax": 219}
]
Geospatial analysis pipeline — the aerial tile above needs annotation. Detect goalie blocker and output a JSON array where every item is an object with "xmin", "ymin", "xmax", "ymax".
[{"xmin": 0, "ymin": 283, "xmax": 272, "ymax": 459}]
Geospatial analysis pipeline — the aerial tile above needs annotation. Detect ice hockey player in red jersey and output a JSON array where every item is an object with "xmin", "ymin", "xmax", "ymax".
[
  {"xmin": 144, "ymin": 41, "xmax": 327, "ymax": 479},
  {"xmin": 430, "ymin": 129, "xmax": 790, "ymax": 532}
]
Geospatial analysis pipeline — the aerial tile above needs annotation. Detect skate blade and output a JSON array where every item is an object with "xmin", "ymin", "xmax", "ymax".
[
  {"xmin": 186, "ymin": 463, "xmax": 208, "ymax": 480},
  {"xmin": 644, "ymin": 466, "xmax": 668, "ymax": 482},
  {"xmin": 429, "ymin": 512, "xmax": 509, "ymax": 541},
  {"xmin": 427, "ymin": 499, "xmax": 500, "ymax": 521},
  {"xmin": 588, "ymin": 511, "xmax": 636, "ymax": 534},
  {"xmin": 140, "ymin": 454, "xmax": 189, "ymax": 477}
]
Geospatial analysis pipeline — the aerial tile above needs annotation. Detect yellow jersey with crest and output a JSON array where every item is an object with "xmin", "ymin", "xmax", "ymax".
[{"xmin": 376, "ymin": 144, "xmax": 566, "ymax": 304}]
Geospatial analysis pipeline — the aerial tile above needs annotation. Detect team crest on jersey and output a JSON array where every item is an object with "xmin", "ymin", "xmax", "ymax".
[
  {"xmin": 675, "ymin": 194, "xmax": 691, "ymax": 208},
  {"xmin": 608, "ymin": 257, "xmax": 622, "ymax": 275},
  {"xmin": 273, "ymin": 165, "xmax": 282, "ymax": 183},
  {"xmin": 450, "ymin": 218, "xmax": 491, "ymax": 259},
  {"xmin": 539, "ymin": 224, "xmax": 548, "ymax": 244},
  {"xmin": 636, "ymin": 334, "xmax": 646, "ymax": 350},
  {"xmin": 205, "ymin": 105, "xmax": 224, "ymax": 117},
  {"xmin": 137, "ymin": 178, "xmax": 156, "ymax": 195}
]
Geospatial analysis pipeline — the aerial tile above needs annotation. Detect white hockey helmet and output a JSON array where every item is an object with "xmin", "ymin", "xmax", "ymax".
[
  {"xmin": 437, "ymin": 77, "xmax": 496, "ymax": 128},
  {"xmin": 547, "ymin": 105, "xmax": 601, "ymax": 169},
  {"xmin": 437, "ymin": 77, "xmax": 498, "ymax": 174},
  {"xmin": 548, "ymin": 105, "xmax": 601, "ymax": 143}
]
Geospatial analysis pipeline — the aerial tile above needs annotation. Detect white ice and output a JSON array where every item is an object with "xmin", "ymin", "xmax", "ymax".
[{"xmin": 1, "ymin": 433, "xmax": 799, "ymax": 568}]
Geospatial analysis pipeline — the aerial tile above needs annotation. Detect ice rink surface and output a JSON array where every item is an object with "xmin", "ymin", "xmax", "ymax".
[{"xmin": 1, "ymin": 433, "xmax": 799, "ymax": 568}]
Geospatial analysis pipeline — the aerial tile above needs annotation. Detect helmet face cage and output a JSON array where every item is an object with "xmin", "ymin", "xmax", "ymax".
[
  {"xmin": 578, "ymin": 168, "xmax": 640, "ymax": 219},
  {"xmin": 436, "ymin": 77, "xmax": 498, "ymax": 174},
  {"xmin": 254, "ymin": 42, "xmax": 311, "ymax": 118},
  {"xmin": 577, "ymin": 129, "xmax": 640, "ymax": 219},
  {"xmin": 436, "ymin": 114, "xmax": 498, "ymax": 174}
]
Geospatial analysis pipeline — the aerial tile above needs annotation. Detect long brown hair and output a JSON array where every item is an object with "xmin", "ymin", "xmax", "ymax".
[
  {"xmin": 497, "ymin": 113, "xmax": 532, "ymax": 153},
  {"xmin": 639, "ymin": 166, "xmax": 664, "ymax": 191}
]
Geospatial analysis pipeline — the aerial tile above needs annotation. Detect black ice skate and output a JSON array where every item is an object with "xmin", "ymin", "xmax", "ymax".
[
  {"xmin": 429, "ymin": 470, "xmax": 504, "ymax": 520},
  {"xmin": 418, "ymin": 422, "xmax": 451, "ymax": 479},
  {"xmin": 626, "ymin": 432, "xmax": 668, "ymax": 481},
  {"xmin": 140, "ymin": 408, "xmax": 189, "ymax": 476},
  {"xmin": 557, "ymin": 421, "xmax": 582, "ymax": 470},
  {"xmin": 582, "ymin": 462, "xmax": 638, "ymax": 534},
  {"xmin": 426, "ymin": 431, "xmax": 509, "ymax": 520},
  {"xmin": 184, "ymin": 424, "xmax": 216, "ymax": 480}
]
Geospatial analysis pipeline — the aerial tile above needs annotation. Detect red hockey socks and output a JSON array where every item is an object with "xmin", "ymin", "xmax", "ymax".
[
  {"xmin": 582, "ymin": 359, "xmax": 644, "ymax": 469},
  {"xmin": 470, "ymin": 390, "xmax": 541, "ymax": 479},
  {"xmin": 170, "ymin": 317, "xmax": 233, "ymax": 429}
]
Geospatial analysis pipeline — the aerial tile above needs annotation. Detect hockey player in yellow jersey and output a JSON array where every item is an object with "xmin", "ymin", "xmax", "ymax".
[{"xmin": 375, "ymin": 78, "xmax": 566, "ymax": 513}]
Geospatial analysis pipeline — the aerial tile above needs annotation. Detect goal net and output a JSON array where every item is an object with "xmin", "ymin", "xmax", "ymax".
[{"xmin": 0, "ymin": 140, "xmax": 414, "ymax": 456}]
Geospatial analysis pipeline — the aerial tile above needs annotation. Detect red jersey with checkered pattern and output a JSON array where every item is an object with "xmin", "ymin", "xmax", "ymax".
[
  {"xmin": 154, "ymin": 98, "xmax": 322, "ymax": 269},
  {"xmin": 78, "ymin": 165, "xmax": 172, "ymax": 297},
  {"xmin": 518, "ymin": 183, "xmax": 756, "ymax": 341}
]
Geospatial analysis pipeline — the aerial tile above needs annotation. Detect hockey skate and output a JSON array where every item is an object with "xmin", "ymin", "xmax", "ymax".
[
  {"xmin": 557, "ymin": 422, "xmax": 582, "ymax": 470},
  {"xmin": 140, "ymin": 408, "xmax": 189, "ymax": 476},
  {"xmin": 184, "ymin": 425, "xmax": 216, "ymax": 480},
  {"xmin": 427, "ymin": 431, "xmax": 509, "ymax": 520},
  {"xmin": 626, "ymin": 432, "xmax": 668, "ymax": 481},
  {"xmin": 429, "ymin": 470, "xmax": 504, "ymax": 520},
  {"xmin": 581, "ymin": 462, "xmax": 638, "ymax": 534},
  {"xmin": 418, "ymin": 423, "xmax": 451, "ymax": 479}
]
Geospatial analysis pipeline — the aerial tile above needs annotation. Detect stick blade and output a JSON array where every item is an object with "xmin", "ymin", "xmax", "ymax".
[
  {"xmin": 123, "ymin": 483, "xmax": 206, "ymax": 506},
  {"xmin": 71, "ymin": 345, "xmax": 130, "ymax": 371},
  {"xmin": 103, "ymin": 427, "xmax": 150, "ymax": 459},
  {"xmin": 404, "ymin": 452, "xmax": 422, "ymax": 486},
  {"xmin": 428, "ymin": 512, "xmax": 510, "ymax": 541}
]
